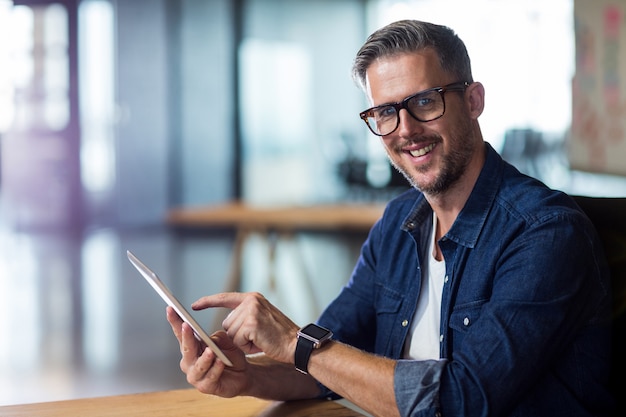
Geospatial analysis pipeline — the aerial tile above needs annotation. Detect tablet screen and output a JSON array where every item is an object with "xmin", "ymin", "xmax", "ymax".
[{"xmin": 127, "ymin": 250, "xmax": 233, "ymax": 367}]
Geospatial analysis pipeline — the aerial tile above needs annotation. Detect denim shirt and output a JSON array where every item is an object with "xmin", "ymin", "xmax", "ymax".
[{"xmin": 317, "ymin": 143, "xmax": 613, "ymax": 416}]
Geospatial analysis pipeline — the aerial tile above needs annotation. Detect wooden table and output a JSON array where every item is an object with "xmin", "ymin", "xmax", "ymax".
[
  {"xmin": 168, "ymin": 203, "xmax": 385, "ymax": 328},
  {"xmin": 0, "ymin": 389, "xmax": 366, "ymax": 417},
  {"xmin": 167, "ymin": 202, "xmax": 386, "ymax": 233}
]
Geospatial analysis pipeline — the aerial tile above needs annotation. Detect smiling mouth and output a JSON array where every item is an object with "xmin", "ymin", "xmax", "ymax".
[{"xmin": 409, "ymin": 143, "xmax": 436, "ymax": 157}]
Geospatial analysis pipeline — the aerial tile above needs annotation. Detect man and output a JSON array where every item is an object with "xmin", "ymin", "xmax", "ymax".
[{"xmin": 167, "ymin": 20, "xmax": 613, "ymax": 416}]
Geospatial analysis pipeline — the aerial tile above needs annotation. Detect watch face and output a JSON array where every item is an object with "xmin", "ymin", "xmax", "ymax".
[{"xmin": 301, "ymin": 323, "xmax": 331, "ymax": 339}]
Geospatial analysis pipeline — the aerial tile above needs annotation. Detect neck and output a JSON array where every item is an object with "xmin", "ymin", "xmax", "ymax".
[{"xmin": 425, "ymin": 142, "xmax": 485, "ymax": 238}]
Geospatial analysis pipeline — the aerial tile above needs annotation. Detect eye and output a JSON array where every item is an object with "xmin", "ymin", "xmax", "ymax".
[
  {"xmin": 374, "ymin": 106, "xmax": 396, "ymax": 120},
  {"xmin": 410, "ymin": 92, "xmax": 437, "ymax": 109}
]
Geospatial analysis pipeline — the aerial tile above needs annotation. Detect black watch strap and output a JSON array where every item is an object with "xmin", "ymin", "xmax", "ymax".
[{"xmin": 295, "ymin": 336, "xmax": 315, "ymax": 374}]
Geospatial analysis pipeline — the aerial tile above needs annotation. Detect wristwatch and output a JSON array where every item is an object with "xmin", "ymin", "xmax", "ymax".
[{"xmin": 295, "ymin": 323, "xmax": 333, "ymax": 374}]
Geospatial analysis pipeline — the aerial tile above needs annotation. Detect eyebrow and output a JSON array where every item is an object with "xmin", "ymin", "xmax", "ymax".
[{"xmin": 372, "ymin": 87, "xmax": 436, "ymax": 108}]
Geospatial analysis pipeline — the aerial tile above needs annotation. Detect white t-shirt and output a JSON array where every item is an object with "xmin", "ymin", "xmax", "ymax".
[{"xmin": 402, "ymin": 212, "xmax": 446, "ymax": 360}]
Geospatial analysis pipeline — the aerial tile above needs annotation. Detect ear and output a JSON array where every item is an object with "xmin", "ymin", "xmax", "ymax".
[{"xmin": 466, "ymin": 82, "xmax": 485, "ymax": 119}]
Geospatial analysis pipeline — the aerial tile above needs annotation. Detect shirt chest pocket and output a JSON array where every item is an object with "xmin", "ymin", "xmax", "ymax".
[
  {"xmin": 448, "ymin": 305, "xmax": 483, "ymax": 350},
  {"xmin": 449, "ymin": 305, "xmax": 483, "ymax": 332},
  {"xmin": 375, "ymin": 285, "xmax": 403, "ymax": 314},
  {"xmin": 374, "ymin": 285, "xmax": 404, "ymax": 353}
]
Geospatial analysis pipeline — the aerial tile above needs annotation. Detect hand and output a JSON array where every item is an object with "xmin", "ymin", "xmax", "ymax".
[
  {"xmin": 192, "ymin": 292, "xmax": 300, "ymax": 365},
  {"xmin": 166, "ymin": 306, "xmax": 250, "ymax": 397}
]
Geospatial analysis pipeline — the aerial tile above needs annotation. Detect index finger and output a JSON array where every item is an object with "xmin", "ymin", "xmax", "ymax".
[
  {"xmin": 166, "ymin": 306, "xmax": 184, "ymax": 342},
  {"xmin": 191, "ymin": 292, "xmax": 247, "ymax": 311}
]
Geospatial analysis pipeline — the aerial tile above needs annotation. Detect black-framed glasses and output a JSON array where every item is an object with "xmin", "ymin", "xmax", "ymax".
[{"xmin": 359, "ymin": 81, "xmax": 470, "ymax": 136}]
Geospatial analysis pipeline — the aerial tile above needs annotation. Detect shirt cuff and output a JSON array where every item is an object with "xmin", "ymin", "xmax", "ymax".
[{"xmin": 394, "ymin": 359, "xmax": 446, "ymax": 415}]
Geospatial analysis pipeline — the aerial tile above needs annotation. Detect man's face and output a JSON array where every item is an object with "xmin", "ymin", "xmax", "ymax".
[{"xmin": 364, "ymin": 50, "xmax": 479, "ymax": 195}]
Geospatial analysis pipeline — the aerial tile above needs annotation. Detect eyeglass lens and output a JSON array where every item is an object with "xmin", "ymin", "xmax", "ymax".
[{"xmin": 365, "ymin": 89, "xmax": 444, "ymax": 136}]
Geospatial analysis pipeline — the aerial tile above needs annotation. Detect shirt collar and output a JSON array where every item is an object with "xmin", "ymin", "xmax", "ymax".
[
  {"xmin": 401, "ymin": 142, "xmax": 502, "ymax": 249},
  {"xmin": 446, "ymin": 142, "xmax": 502, "ymax": 248}
]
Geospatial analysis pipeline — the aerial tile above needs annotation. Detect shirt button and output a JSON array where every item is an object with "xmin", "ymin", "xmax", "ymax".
[
  {"xmin": 444, "ymin": 275, "xmax": 449, "ymax": 283},
  {"xmin": 463, "ymin": 317, "xmax": 470, "ymax": 326},
  {"xmin": 402, "ymin": 320, "xmax": 409, "ymax": 327},
  {"xmin": 439, "ymin": 334, "xmax": 444, "ymax": 343}
]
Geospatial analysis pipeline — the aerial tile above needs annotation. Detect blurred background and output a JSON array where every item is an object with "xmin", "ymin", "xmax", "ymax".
[{"xmin": 1, "ymin": 0, "xmax": 626, "ymax": 406}]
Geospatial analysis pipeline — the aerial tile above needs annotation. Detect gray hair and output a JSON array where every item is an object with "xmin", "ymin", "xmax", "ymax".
[{"xmin": 352, "ymin": 20, "xmax": 474, "ymax": 91}]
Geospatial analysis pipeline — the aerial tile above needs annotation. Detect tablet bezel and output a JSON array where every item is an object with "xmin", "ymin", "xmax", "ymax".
[{"xmin": 127, "ymin": 250, "xmax": 233, "ymax": 367}]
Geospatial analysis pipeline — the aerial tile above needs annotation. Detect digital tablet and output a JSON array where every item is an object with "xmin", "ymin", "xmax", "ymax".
[{"xmin": 127, "ymin": 250, "xmax": 233, "ymax": 367}]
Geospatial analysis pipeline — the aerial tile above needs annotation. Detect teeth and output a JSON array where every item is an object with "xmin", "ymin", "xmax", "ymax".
[{"xmin": 409, "ymin": 143, "xmax": 435, "ymax": 157}]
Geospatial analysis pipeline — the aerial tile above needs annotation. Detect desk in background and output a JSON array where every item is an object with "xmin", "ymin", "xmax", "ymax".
[
  {"xmin": 167, "ymin": 203, "xmax": 385, "ymax": 327},
  {"xmin": 0, "ymin": 389, "xmax": 367, "ymax": 417},
  {"xmin": 167, "ymin": 203, "xmax": 386, "ymax": 232}
]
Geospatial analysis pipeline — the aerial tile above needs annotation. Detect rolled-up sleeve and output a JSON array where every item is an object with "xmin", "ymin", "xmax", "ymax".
[{"xmin": 394, "ymin": 359, "xmax": 446, "ymax": 416}]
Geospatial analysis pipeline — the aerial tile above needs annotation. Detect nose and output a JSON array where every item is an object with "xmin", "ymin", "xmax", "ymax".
[{"xmin": 395, "ymin": 108, "xmax": 425, "ymax": 137}]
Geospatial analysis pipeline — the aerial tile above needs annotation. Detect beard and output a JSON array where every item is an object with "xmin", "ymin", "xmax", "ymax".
[{"xmin": 389, "ymin": 120, "xmax": 476, "ymax": 195}]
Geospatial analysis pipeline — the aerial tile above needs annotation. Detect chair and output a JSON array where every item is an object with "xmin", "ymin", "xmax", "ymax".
[{"xmin": 572, "ymin": 196, "xmax": 626, "ymax": 416}]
